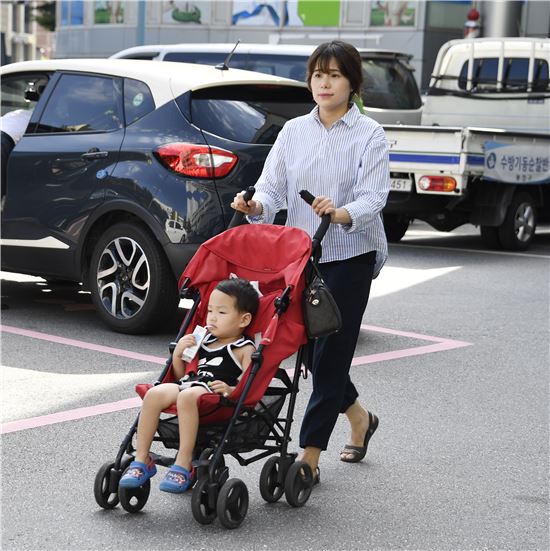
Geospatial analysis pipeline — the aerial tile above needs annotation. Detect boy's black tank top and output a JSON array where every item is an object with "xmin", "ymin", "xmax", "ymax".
[{"xmin": 196, "ymin": 334, "xmax": 255, "ymax": 387}]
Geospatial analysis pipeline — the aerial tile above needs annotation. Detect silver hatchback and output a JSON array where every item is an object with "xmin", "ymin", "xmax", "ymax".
[{"xmin": 112, "ymin": 42, "xmax": 423, "ymax": 125}]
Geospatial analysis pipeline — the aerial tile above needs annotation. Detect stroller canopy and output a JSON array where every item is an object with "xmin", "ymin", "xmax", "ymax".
[{"xmin": 179, "ymin": 223, "xmax": 312, "ymax": 293}]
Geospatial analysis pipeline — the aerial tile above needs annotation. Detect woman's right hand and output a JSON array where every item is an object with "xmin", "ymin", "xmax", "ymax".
[{"xmin": 231, "ymin": 191, "xmax": 262, "ymax": 216}]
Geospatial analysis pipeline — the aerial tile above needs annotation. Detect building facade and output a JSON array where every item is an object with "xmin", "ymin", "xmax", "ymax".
[
  {"xmin": 49, "ymin": 1, "xmax": 550, "ymax": 89},
  {"xmin": 1, "ymin": 1, "xmax": 55, "ymax": 65}
]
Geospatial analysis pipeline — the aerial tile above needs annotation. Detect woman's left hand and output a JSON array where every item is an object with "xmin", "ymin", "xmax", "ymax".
[
  {"xmin": 311, "ymin": 195, "xmax": 336, "ymax": 220},
  {"xmin": 209, "ymin": 380, "xmax": 234, "ymax": 397}
]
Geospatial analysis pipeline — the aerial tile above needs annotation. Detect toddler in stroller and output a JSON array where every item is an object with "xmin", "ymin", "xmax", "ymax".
[
  {"xmin": 94, "ymin": 192, "xmax": 332, "ymax": 528},
  {"xmin": 119, "ymin": 277, "xmax": 259, "ymax": 494}
]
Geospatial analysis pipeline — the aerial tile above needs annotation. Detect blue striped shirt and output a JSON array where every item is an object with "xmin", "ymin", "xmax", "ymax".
[{"xmin": 249, "ymin": 104, "xmax": 390, "ymax": 276}]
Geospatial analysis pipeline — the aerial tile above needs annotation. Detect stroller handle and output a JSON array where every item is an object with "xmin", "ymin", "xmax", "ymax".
[
  {"xmin": 227, "ymin": 186, "xmax": 256, "ymax": 229},
  {"xmin": 299, "ymin": 189, "xmax": 331, "ymax": 255}
]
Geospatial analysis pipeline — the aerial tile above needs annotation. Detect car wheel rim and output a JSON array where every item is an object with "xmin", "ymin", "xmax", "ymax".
[
  {"xmin": 514, "ymin": 203, "xmax": 535, "ymax": 243},
  {"xmin": 96, "ymin": 237, "xmax": 150, "ymax": 319}
]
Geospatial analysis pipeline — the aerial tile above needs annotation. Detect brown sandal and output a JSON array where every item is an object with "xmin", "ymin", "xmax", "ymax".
[{"xmin": 340, "ymin": 412, "xmax": 379, "ymax": 463}]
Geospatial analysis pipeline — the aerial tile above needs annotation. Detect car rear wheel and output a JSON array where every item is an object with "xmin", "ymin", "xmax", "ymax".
[
  {"xmin": 498, "ymin": 192, "xmax": 536, "ymax": 251},
  {"xmin": 89, "ymin": 222, "xmax": 177, "ymax": 334}
]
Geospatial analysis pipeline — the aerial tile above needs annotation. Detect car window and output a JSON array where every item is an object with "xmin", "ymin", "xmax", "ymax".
[
  {"xmin": 362, "ymin": 59, "xmax": 422, "ymax": 109},
  {"xmin": 124, "ymin": 78, "xmax": 155, "ymax": 125},
  {"xmin": 37, "ymin": 73, "xmax": 123, "ymax": 133},
  {"xmin": 123, "ymin": 52, "xmax": 160, "ymax": 60},
  {"xmin": 245, "ymin": 54, "xmax": 307, "ymax": 81},
  {"xmin": 163, "ymin": 51, "xmax": 248, "ymax": 70},
  {"xmin": 1, "ymin": 73, "xmax": 49, "ymax": 116},
  {"xmin": 163, "ymin": 51, "xmax": 307, "ymax": 81},
  {"xmin": 182, "ymin": 84, "xmax": 314, "ymax": 144},
  {"xmin": 458, "ymin": 56, "xmax": 549, "ymax": 92},
  {"xmin": 504, "ymin": 58, "xmax": 529, "ymax": 89},
  {"xmin": 458, "ymin": 58, "xmax": 498, "ymax": 90},
  {"xmin": 534, "ymin": 58, "xmax": 549, "ymax": 91}
]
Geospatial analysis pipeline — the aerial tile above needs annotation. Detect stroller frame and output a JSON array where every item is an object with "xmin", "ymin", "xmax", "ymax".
[{"xmin": 94, "ymin": 189, "xmax": 331, "ymax": 528}]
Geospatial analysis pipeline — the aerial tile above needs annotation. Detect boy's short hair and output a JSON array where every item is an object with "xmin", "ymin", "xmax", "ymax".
[
  {"xmin": 306, "ymin": 40, "xmax": 363, "ymax": 99},
  {"xmin": 215, "ymin": 278, "xmax": 259, "ymax": 318}
]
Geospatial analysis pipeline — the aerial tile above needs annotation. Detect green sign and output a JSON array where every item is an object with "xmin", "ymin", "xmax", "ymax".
[{"xmin": 297, "ymin": 0, "xmax": 340, "ymax": 26}]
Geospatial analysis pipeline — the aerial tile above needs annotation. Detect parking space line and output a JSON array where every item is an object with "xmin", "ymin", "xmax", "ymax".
[
  {"xmin": 0, "ymin": 397, "xmax": 141, "ymax": 434},
  {"xmin": 0, "ymin": 323, "xmax": 472, "ymax": 434},
  {"xmin": 0, "ymin": 324, "xmax": 166, "ymax": 365},
  {"xmin": 352, "ymin": 324, "xmax": 471, "ymax": 366}
]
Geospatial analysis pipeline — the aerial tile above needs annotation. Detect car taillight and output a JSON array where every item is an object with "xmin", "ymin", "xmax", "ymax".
[
  {"xmin": 417, "ymin": 175, "xmax": 457, "ymax": 192},
  {"xmin": 155, "ymin": 143, "xmax": 237, "ymax": 178}
]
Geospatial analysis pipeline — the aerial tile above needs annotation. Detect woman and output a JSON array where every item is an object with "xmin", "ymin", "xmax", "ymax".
[{"xmin": 231, "ymin": 40, "xmax": 390, "ymax": 479}]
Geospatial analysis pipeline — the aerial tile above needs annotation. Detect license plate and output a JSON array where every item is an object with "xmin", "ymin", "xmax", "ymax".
[{"xmin": 390, "ymin": 178, "xmax": 412, "ymax": 192}]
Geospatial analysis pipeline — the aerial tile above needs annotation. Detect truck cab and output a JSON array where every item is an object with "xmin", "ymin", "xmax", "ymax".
[{"xmin": 422, "ymin": 37, "xmax": 549, "ymax": 133}]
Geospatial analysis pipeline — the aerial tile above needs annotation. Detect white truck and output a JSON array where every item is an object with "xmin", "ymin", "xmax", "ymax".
[{"xmin": 382, "ymin": 37, "xmax": 550, "ymax": 250}]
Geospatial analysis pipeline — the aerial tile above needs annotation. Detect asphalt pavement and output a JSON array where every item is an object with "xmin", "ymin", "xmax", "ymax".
[{"xmin": 1, "ymin": 222, "xmax": 549, "ymax": 551}]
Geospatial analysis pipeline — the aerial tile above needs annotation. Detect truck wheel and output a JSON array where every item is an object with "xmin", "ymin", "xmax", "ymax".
[
  {"xmin": 480, "ymin": 226, "xmax": 502, "ymax": 249},
  {"xmin": 498, "ymin": 192, "xmax": 536, "ymax": 251},
  {"xmin": 383, "ymin": 214, "xmax": 410, "ymax": 242},
  {"xmin": 89, "ymin": 222, "xmax": 177, "ymax": 334}
]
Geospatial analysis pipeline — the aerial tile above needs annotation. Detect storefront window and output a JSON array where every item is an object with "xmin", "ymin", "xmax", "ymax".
[
  {"xmin": 161, "ymin": 1, "xmax": 210, "ymax": 24},
  {"xmin": 60, "ymin": 0, "xmax": 84, "ymax": 26},
  {"xmin": 370, "ymin": 1, "xmax": 416, "ymax": 27},
  {"xmin": 232, "ymin": 1, "xmax": 280, "ymax": 26},
  {"xmin": 426, "ymin": 0, "xmax": 470, "ymax": 30},
  {"xmin": 284, "ymin": 0, "xmax": 341, "ymax": 26},
  {"xmin": 94, "ymin": 1, "xmax": 125, "ymax": 24}
]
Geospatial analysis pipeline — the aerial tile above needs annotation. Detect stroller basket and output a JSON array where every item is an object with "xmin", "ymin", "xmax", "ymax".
[{"xmin": 156, "ymin": 392, "xmax": 287, "ymax": 455}]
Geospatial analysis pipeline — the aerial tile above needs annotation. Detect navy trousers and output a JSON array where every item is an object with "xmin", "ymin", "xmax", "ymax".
[{"xmin": 299, "ymin": 251, "xmax": 376, "ymax": 450}]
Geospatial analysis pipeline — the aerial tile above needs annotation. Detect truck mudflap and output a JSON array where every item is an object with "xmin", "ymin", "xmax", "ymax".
[{"xmin": 470, "ymin": 182, "xmax": 516, "ymax": 226}]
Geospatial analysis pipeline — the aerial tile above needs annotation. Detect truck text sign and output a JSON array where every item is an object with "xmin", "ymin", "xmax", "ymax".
[{"xmin": 484, "ymin": 141, "xmax": 550, "ymax": 184}]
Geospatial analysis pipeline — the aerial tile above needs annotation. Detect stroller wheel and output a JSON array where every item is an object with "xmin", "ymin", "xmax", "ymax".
[
  {"xmin": 191, "ymin": 477, "xmax": 218, "ymax": 525},
  {"xmin": 94, "ymin": 461, "xmax": 121, "ymax": 509},
  {"xmin": 259, "ymin": 456, "xmax": 285, "ymax": 503},
  {"xmin": 284, "ymin": 461, "xmax": 313, "ymax": 508},
  {"xmin": 217, "ymin": 478, "xmax": 249, "ymax": 530},
  {"xmin": 118, "ymin": 480, "xmax": 151, "ymax": 514}
]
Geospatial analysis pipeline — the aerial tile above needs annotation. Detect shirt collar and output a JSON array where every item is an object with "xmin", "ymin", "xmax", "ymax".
[{"xmin": 309, "ymin": 103, "xmax": 361, "ymax": 128}]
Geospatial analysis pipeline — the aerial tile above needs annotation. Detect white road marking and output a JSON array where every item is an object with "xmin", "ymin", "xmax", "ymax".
[
  {"xmin": 371, "ymin": 266, "xmax": 461, "ymax": 298},
  {"xmin": 0, "ymin": 365, "xmax": 157, "ymax": 422},
  {"xmin": 393, "ymin": 242, "xmax": 550, "ymax": 259}
]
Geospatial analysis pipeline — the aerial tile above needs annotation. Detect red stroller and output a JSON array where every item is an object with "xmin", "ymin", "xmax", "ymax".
[{"xmin": 94, "ymin": 190, "xmax": 331, "ymax": 529}]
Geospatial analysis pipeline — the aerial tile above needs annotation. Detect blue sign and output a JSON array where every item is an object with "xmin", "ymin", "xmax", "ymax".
[{"xmin": 484, "ymin": 141, "xmax": 550, "ymax": 184}]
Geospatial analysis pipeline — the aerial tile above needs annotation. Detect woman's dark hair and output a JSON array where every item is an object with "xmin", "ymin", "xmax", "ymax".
[
  {"xmin": 306, "ymin": 40, "xmax": 363, "ymax": 99},
  {"xmin": 215, "ymin": 278, "xmax": 259, "ymax": 318}
]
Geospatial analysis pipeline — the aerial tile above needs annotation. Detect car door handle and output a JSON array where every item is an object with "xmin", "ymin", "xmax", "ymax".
[{"xmin": 81, "ymin": 150, "xmax": 109, "ymax": 160}]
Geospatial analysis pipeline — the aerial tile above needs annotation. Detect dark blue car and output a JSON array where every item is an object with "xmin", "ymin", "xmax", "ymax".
[{"xmin": 0, "ymin": 58, "xmax": 313, "ymax": 333}]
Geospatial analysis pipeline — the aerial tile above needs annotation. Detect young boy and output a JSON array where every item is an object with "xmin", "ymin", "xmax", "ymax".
[{"xmin": 120, "ymin": 278, "xmax": 259, "ymax": 493}]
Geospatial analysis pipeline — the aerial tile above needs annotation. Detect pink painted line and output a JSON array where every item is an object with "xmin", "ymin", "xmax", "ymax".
[
  {"xmin": 362, "ymin": 324, "xmax": 469, "ymax": 343},
  {"xmin": 352, "ymin": 324, "xmax": 471, "ymax": 366},
  {"xmin": 0, "ymin": 324, "xmax": 166, "ymax": 365},
  {"xmin": 0, "ymin": 323, "xmax": 472, "ymax": 434},
  {"xmin": 0, "ymin": 397, "xmax": 141, "ymax": 434}
]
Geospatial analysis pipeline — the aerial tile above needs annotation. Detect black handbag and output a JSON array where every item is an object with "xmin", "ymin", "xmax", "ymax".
[{"xmin": 303, "ymin": 265, "xmax": 342, "ymax": 339}]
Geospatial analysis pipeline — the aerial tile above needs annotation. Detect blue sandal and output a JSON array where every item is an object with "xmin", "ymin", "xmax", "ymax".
[
  {"xmin": 119, "ymin": 458, "xmax": 157, "ymax": 488},
  {"xmin": 159, "ymin": 465, "xmax": 196, "ymax": 494}
]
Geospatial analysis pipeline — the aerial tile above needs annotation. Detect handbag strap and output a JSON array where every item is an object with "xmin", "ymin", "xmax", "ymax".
[{"xmin": 309, "ymin": 260, "xmax": 324, "ymax": 282}]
